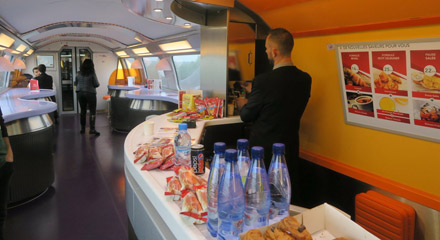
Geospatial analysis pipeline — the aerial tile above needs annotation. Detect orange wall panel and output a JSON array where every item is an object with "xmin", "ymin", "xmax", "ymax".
[{"xmin": 290, "ymin": 24, "xmax": 440, "ymax": 198}]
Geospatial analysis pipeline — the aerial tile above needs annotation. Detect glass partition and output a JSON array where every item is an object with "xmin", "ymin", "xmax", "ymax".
[
  {"xmin": 172, "ymin": 54, "xmax": 200, "ymax": 90},
  {"xmin": 142, "ymin": 57, "xmax": 160, "ymax": 79}
]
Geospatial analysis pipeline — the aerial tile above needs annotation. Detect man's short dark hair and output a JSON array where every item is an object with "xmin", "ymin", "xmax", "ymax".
[
  {"xmin": 33, "ymin": 67, "xmax": 38, "ymax": 71},
  {"xmin": 268, "ymin": 28, "xmax": 294, "ymax": 56},
  {"xmin": 38, "ymin": 64, "xmax": 46, "ymax": 73}
]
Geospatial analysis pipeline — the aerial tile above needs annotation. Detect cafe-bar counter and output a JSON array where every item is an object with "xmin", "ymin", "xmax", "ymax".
[
  {"xmin": 125, "ymin": 88, "xmax": 178, "ymax": 130},
  {"xmin": 124, "ymin": 114, "xmax": 242, "ymax": 240},
  {"xmin": 0, "ymin": 88, "xmax": 57, "ymax": 204},
  {"xmin": 108, "ymin": 85, "xmax": 140, "ymax": 132},
  {"xmin": 124, "ymin": 114, "xmax": 308, "ymax": 239}
]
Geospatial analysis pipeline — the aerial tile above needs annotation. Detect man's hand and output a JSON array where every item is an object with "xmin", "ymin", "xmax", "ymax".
[
  {"xmin": 241, "ymin": 82, "xmax": 252, "ymax": 94},
  {"xmin": 236, "ymin": 98, "xmax": 248, "ymax": 110}
]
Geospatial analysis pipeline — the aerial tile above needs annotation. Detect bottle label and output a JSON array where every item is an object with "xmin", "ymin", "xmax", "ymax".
[{"xmin": 218, "ymin": 218, "xmax": 243, "ymax": 239}]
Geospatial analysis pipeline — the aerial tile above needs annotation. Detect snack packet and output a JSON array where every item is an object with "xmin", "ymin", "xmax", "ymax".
[
  {"xmin": 133, "ymin": 144, "xmax": 149, "ymax": 164},
  {"xmin": 205, "ymin": 97, "xmax": 218, "ymax": 117},
  {"xmin": 180, "ymin": 190, "xmax": 207, "ymax": 224},
  {"xmin": 159, "ymin": 155, "xmax": 175, "ymax": 170},
  {"xmin": 164, "ymin": 176, "xmax": 182, "ymax": 200},
  {"xmin": 173, "ymin": 166, "xmax": 201, "ymax": 191},
  {"xmin": 193, "ymin": 184, "xmax": 208, "ymax": 213},
  {"xmin": 194, "ymin": 98, "xmax": 208, "ymax": 116}
]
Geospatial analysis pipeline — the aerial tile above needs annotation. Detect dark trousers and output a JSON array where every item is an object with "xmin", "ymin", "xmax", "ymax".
[
  {"xmin": 0, "ymin": 162, "xmax": 14, "ymax": 240},
  {"xmin": 78, "ymin": 92, "xmax": 97, "ymax": 130}
]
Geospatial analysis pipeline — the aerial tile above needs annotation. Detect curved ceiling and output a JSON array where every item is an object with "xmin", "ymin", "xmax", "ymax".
[{"xmin": 0, "ymin": 0, "xmax": 200, "ymax": 51}]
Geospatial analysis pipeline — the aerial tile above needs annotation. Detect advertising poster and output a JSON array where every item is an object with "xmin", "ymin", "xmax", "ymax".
[{"xmin": 336, "ymin": 38, "xmax": 440, "ymax": 143}]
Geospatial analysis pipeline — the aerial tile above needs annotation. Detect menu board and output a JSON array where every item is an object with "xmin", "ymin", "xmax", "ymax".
[{"xmin": 336, "ymin": 38, "xmax": 440, "ymax": 142}]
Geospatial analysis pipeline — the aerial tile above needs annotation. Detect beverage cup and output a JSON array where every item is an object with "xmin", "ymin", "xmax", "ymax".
[
  {"xmin": 127, "ymin": 76, "xmax": 135, "ymax": 87},
  {"xmin": 353, "ymin": 96, "xmax": 373, "ymax": 111},
  {"xmin": 228, "ymin": 103, "xmax": 234, "ymax": 116},
  {"xmin": 143, "ymin": 120, "xmax": 154, "ymax": 136}
]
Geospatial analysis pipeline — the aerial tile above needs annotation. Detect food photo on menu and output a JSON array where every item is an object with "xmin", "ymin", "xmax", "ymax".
[
  {"xmin": 372, "ymin": 51, "xmax": 408, "ymax": 96},
  {"xmin": 410, "ymin": 49, "xmax": 440, "ymax": 99},
  {"xmin": 374, "ymin": 96, "xmax": 411, "ymax": 124},
  {"xmin": 341, "ymin": 52, "xmax": 372, "ymax": 92},
  {"xmin": 346, "ymin": 92, "xmax": 374, "ymax": 117},
  {"xmin": 413, "ymin": 100, "xmax": 440, "ymax": 129}
]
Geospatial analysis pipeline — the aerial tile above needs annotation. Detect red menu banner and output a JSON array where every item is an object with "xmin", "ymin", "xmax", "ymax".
[
  {"xmin": 372, "ymin": 51, "xmax": 407, "ymax": 75},
  {"xmin": 377, "ymin": 114, "xmax": 411, "ymax": 124},
  {"xmin": 348, "ymin": 108, "xmax": 375, "ymax": 117},
  {"xmin": 341, "ymin": 52, "xmax": 372, "ymax": 93},
  {"xmin": 410, "ymin": 50, "xmax": 440, "ymax": 74},
  {"xmin": 414, "ymin": 119, "xmax": 440, "ymax": 129}
]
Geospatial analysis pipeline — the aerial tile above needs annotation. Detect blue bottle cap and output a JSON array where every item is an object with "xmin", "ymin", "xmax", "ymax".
[
  {"xmin": 273, "ymin": 143, "xmax": 285, "ymax": 154},
  {"xmin": 251, "ymin": 146, "xmax": 264, "ymax": 159},
  {"xmin": 214, "ymin": 142, "xmax": 226, "ymax": 153},
  {"xmin": 225, "ymin": 149, "xmax": 238, "ymax": 162},
  {"xmin": 237, "ymin": 139, "xmax": 249, "ymax": 150},
  {"xmin": 178, "ymin": 123, "xmax": 187, "ymax": 130}
]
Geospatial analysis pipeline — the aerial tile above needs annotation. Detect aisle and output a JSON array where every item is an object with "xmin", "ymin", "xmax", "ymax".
[{"xmin": 5, "ymin": 113, "xmax": 128, "ymax": 240}]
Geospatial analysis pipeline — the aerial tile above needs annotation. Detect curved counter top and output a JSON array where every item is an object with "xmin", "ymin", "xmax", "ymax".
[
  {"xmin": 124, "ymin": 114, "xmax": 242, "ymax": 239},
  {"xmin": 0, "ymin": 88, "xmax": 57, "ymax": 123},
  {"xmin": 108, "ymin": 85, "xmax": 140, "ymax": 91},
  {"xmin": 125, "ymin": 88, "xmax": 178, "ymax": 104}
]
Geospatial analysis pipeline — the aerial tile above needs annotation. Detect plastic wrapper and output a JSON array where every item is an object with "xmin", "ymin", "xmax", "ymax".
[
  {"xmin": 141, "ymin": 157, "xmax": 166, "ymax": 170},
  {"xmin": 161, "ymin": 144, "xmax": 174, "ymax": 159},
  {"xmin": 194, "ymin": 98, "xmax": 208, "ymax": 116},
  {"xmin": 193, "ymin": 184, "xmax": 208, "ymax": 213},
  {"xmin": 180, "ymin": 190, "xmax": 207, "ymax": 224},
  {"xmin": 217, "ymin": 97, "xmax": 224, "ymax": 118},
  {"xmin": 173, "ymin": 166, "xmax": 202, "ymax": 191},
  {"xmin": 159, "ymin": 155, "xmax": 175, "ymax": 170},
  {"xmin": 164, "ymin": 176, "xmax": 182, "ymax": 201},
  {"xmin": 133, "ymin": 144, "xmax": 149, "ymax": 164},
  {"xmin": 205, "ymin": 97, "xmax": 218, "ymax": 117}
]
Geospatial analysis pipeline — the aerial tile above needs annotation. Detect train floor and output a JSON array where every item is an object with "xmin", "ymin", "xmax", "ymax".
[{"xmin": 5, "ymin": 113, "xmax": 128, "ymax": 240}]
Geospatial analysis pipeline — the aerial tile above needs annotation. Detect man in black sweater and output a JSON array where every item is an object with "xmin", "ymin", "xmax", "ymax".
[{"xmin": 237, "ymin": 28, "xmax": 312, "ymax": 205}]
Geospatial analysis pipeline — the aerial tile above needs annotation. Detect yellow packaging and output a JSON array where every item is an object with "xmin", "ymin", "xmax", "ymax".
[{"xmin": 182, "ymin": 94, "xmax": 197, "ymax": 111}]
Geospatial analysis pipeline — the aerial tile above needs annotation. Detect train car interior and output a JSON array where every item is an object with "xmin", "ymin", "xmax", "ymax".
[{"xmin": 0, "ymin": 0, "xmax": 439, "ymax": 239}]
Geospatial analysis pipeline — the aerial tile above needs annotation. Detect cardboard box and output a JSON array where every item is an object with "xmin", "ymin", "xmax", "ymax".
[{"xmin": 240, "ymin": 203, "xmax": 379, "ymax": 240}]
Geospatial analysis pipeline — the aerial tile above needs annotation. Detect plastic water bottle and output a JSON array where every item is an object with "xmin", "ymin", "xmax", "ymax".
[
  {"xmin": 174, "ymin": 123, "xmax": 191, "ymax": 166},
  {"xmin": 268, "ymin": 143, "xmax": 291, "ymax": 220},
  {"xmin": 237, "ymin": 139, "xmax": 250, "ymax": 186},
  {"xmin": 218, "ymin": 149, "xmax": 245, "ymax": 240},
  {"xmin": 244, "ymin": 146, "xmax": 271, "ymax": 229},
  {"xmin": 207, "ymin": 142, "xmax": 226, "ymax": 237}
]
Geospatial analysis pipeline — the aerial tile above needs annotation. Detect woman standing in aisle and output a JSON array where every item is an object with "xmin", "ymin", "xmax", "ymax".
[{"xmin": 74, "ymin": 59, "xmax": 100, "ymax": 136}]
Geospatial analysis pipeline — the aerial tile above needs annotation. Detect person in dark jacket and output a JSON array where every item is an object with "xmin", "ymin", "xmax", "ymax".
[
  {"xmin": 74, "ymin": 59, "xmax": 100, "ymax": 136},
  {"xmin": 36, "ymin": 64, "xmax": 58, "ymax": 123},
  {"xmin": 36, "ymin": 64, "xmax": 53, "ymax": 90},
  {"xmin": 0, "ymin": 107, "xmax": 14, "ymax": 240},
  {"xmin": 237, "ymin": 28, "xmax": 312, "ymax": 205}
]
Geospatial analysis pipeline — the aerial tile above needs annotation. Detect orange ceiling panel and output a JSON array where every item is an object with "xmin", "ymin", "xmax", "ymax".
[
  {"xmin": 239, "ymin": 0, "xmax": 311, "ymax": 13},
  {"xmin": 239, "ymin": 0, "xmax": 440, "ymax": 37}
]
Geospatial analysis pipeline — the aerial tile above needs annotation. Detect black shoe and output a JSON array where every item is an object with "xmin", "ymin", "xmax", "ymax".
[
  {"xmin": 89, "ymin": 129, "xmax": 100, "ymax": 136},
  {"xmin": 80, "ymin": 129, "xmax": 85, "ymax": 134}
]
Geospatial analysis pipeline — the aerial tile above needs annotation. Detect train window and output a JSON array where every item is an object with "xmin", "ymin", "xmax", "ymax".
[
  {"xmin": 142, "ymin": 57, "xmax": 160, "ymax": 79},
  {"xmin": 172, "ymin": 54, "xmax": 200, "ymax": 90},
  {"xmin": 0, "ymin": 71, "xmax": 6, "ymax": 90},
  {"xmin": 124, "ymin": 58, "xmax": 135, "ymax": 68}
]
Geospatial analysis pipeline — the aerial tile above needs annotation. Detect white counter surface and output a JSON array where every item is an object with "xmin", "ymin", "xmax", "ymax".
[{"xmin": 124, "ymin": 114, "xmax": 242, "ymax": 239}]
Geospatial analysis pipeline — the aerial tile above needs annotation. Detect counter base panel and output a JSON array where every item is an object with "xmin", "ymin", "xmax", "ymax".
[
  {"xmin": 8, "ymin": 125, "xmax": 54, "ymax": 204},
  {"xmin": 125, "ymin": 166, "xmax": 176, "ymax": 240}
]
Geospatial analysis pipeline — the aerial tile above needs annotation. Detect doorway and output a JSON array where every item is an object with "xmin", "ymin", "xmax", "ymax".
[{"xmin": 59, "ymin": 47, "xmax": 93, "ymax": 113}]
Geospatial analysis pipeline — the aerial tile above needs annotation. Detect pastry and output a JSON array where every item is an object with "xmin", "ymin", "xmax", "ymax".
[{"xmin": 242, "ymin": 229, "xmax": 264, "ymax": 240}]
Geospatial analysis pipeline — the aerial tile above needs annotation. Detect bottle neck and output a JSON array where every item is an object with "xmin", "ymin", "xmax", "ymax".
[{"xmin": 251, "ymin": 157, "xmax": 265, "ymax": 169}]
